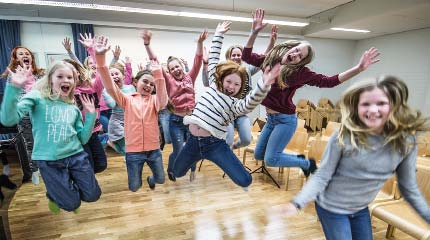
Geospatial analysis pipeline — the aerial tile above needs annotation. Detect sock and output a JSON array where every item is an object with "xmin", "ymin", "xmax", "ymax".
[
  {"xmin": 32, "ymin": 171, "xmax": 40, "ymax": 185},
  {"xmin": 2, "ymin": 165, "xmax": 10, "ymax": 176}
]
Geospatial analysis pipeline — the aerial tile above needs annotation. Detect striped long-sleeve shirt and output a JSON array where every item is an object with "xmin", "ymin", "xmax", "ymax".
[{"xmin": 183, "ymin": 32, "xmax": 271, "ymax": 139}]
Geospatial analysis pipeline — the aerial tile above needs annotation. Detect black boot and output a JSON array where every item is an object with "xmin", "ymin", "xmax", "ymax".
[{"xmin": 0, "ymin": 174, "xmax": 17, "ymax": 190}]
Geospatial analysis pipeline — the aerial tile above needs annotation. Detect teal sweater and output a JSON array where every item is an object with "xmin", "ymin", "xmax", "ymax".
[{"xmin": 1, "ymin": 83, "xmax": 96, "ymax": 160}]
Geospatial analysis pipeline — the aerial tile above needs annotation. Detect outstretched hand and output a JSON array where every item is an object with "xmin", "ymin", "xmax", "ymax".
[
  {"xmin": 7, "ymin": 66, "xmax": 33, "ymax": 88},
  {"xmin": 198, "ymin": 28, "xmax": 208, "ymax": 43},
  {"xmin": 79, "ymin": 33, "xmax": 94, "ymax": 49},
  {"xmin": 216, "ymin": 21, "xmax": 231, "ymax": 34},
  {"xmin": 141, "ymin": 29, "xmax": 152, "ymax": 45},
  {"xmin": 62, "ymin": 37, "xmax": 72, "ymax": 52},
  {"xmin": 251, "ymin": 8, "xmax": 268, "ymax": 34},
  {"xmin": 358, "ymin": 47, "xmax": 381, "ymax": 72},
  {"xmin": 270, "ymin": 25, "xmax": 278, "ymax": 42},
  {"xmin": 149, "ymin": 60, "xmax": 161, "ymax": 71},
  {"xmin": 262, "ymin": 63, "xmax": 281, "ymax": 86},
  {"xmin": 270, "ymin": 203, "xmax": 300, "ymax": 217},
  {"xmin": 112, "ymin": 45, "xmax": 121, "ymax": 59},
  {"xmin": 80, "ymin": 93, "xmax": 96, "ymax": 114},
  {"xmin": 93, "ymin": 36, "xmax": 111, "ymax": 55}
]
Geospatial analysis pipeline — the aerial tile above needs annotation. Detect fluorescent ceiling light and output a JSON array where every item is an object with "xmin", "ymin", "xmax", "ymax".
[
  {"xmin": 0, "ymin": 0, "xmax": 309, "ymax": 27},
  {"xmin": 331, "ymin": 27, "xmax": 370, "ymax": 33}
]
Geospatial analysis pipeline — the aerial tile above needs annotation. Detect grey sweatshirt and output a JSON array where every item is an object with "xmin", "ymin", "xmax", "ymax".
[{"xmin": 293, "ymin": 130, "xmax": 430, "ymax": 223}]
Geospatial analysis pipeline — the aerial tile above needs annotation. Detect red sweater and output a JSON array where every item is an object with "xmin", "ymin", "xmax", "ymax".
[{"xmin": 241, "ymin": 47, "xmax": 341, "ymax": 114}]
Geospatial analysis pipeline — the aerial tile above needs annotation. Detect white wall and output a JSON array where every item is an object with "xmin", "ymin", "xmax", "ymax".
[
  {"xmin": 20, "ymin": 21, "xmax": 362, "ymax": 119},
  {"xmin": 353, "ymin": 28, "xmax": 430, "ymax": 116}
]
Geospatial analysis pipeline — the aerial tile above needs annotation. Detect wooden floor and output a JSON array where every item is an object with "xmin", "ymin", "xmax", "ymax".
[{"xmin": 5, "ymin": 146, "xmax": 415, "ymax": 240}]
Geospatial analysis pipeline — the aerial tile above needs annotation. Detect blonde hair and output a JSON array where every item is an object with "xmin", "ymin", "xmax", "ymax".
[
  {"xmin": 33, "ymin": 61, "xmax": 77, "ymax": 104},
  {"xmin": 338, "ymin": 75, "xmax": 429, "ymax": 156},
  {"xmin": 109, "ymin": 62, "xmax": 125, "ymax": 75},
  {"xmin": 225, "ymin": 45, "xmax": 243, "ymax": 60},
  {"xmin": 63, "ymin": 59, "xmax": 91, "ymax": 87},
  {"xmin": 261, "ymin": 40, "xmax": 313, "ymax": 89},
  {"xmin": 214, "ymin": 61, "xmax": 247, "ymax": 98}
]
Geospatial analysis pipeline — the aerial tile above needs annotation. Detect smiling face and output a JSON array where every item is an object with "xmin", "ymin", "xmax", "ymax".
[
  {"xmin": 222, "ymin": 73, "xmax": 242, "ymax": 97},
  {"xmin": 109, "ymin": 67, "xmax": 125, "ymax": 88},
  {"xmin": 16, "ymin": 48, "xmax": 33, "ymax": 68},
  {"xmin": 281, "ymin": 43, "xmax": 309, "ymax": 65},
  {"xmin": 136, "ymin": 74, "xmax": 155, "ymax": 96},
  {"xmin": 167, "ymin": 59, "xmax": 184, "ymax": 80},
  {"xmin": 358, "ymin": 87, "xmax": 391, "ymax": 135},
  {"xmin": 229, "ymin": 48, "xmax": 242, "ymax": 65},
  {"xmin": 51, "ymin": 67, "xmax": 75, "ymax": 100}
]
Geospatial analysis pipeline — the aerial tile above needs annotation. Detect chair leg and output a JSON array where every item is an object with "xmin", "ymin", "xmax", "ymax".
[
  {"xmin": 284, "ymin": 168, "xmax": 290, "ymax": 190},
  {"xmin": 385, "ymin": 224, "xmax": 396, "ymax": 238}
]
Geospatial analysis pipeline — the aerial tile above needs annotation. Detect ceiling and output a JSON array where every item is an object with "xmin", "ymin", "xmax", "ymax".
[{"xmin": 0, "ymin": 0, "xmax": 429, "ymax": 40}]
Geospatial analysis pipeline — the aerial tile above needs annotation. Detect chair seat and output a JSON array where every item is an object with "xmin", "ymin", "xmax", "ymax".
[{"xmin": 372, "ymin": 200, "xmax": 430, "ymax": 239}]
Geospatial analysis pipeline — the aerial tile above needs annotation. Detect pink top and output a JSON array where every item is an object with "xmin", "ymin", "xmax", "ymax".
[{"xmin": 162, "ymin": 54, "xmax": 202, "ymax": 113}]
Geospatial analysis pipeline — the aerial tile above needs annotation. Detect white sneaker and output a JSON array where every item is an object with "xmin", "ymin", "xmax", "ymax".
[
  {"xmin": 32, "ymin": 171, "xmax": 40, "ymax": 185},
  {"xmin": 243, "ymin": 187, "xmax": 249, "ymax": 192},
  {"xmin": 189, "ymin": 171, "xmax": 196, "ymax": 182},
  {"xmin": 3, "ymin": 165, "xmax": 10, "ymax": 176}
]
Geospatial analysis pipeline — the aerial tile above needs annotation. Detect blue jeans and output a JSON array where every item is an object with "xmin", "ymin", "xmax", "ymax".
[
  {"xmin": 316, "ymin": 202, "xmax": 373, "ymax": 240},
  {"xmin": 99, "ymin": 109, "xmax": 111, "ymax": 133},
  {"xmin": 172, "ymin": 134, "xmax": 252, "ymax": 187},
  {"xmin": 159, "ymin": 109, "xmax": 171, "ymax": 144},
  {"xmin": 254, "ymin": 113, "xmax": 309, "ymax": 169},
  {"xmin": 125, "ymin": 150, "xmax": 165, "ymax": 192},
  {"xmin": 168, "ymin": 114, "xmax": 196, "ymax": 173},
  {"xmin": 226, "ymin": 115, "xmax": 252, "ymax": 149},
  {"xmin": 83, "ymin": 132, "xmax": 107, "ymax": 173},
  {"xmin": 35, "ymin": 151, "xmax": 101, "ymax": 211}
]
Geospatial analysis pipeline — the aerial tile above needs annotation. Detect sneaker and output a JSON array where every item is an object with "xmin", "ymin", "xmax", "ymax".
[
  {"xmin": 168, "ymin": 171, "xmax": 176, "ymax": 182},
  {"xmin": 98, "ymin": 133, "xmax": 109, "ymax": 148},
  {"xmin": 243, "ymin": 187, "xmax": 249, "ymax": 192},
  {"xmin": 189, "ymin": 171, "xmax": 196, "ymax": 182},
  {"xmin": 73, "ymin": 207, "xmax": 80, "ymax": 214},
  {"xmin": 107, "ymin": 140, "xmax": 120, "ymax": 153},
  {"xmin": 147, "ymin": 176, "xmax": 155, "ymax": 190},
  {"xmin": 302, "ymin": 158, "xmax": 317, "ymax": 178},
  {"xmin": 48, "ymin": 199, "xmax": 60, "ymax": 214},
  {"xmin": 2, "ymin": 165, "xmax": 10, "ymax": 176},
  {"xmin": 32, "ymin": 171, "xmax": 40, "ymax": 185},
  {"xmin": 0, "ymin": 174, "xmax": 17, "ymax": 190}
]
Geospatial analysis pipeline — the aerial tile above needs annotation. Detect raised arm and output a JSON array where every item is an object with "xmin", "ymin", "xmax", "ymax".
[
  {"xmin": 149, "ymin": 60, "xmax": 168, "ymax": 111},
  {"xmin": 75, "ymin": 93, "xmax": 97, "ymax": 144},
  {"xmin": 264, "ymin": 25, "xmax": 278, "ymax": 55},
  {"xmin": 124, "ymin": 56, "xmax": 133, "ymax": 85},
  {"xmin": 141, "ymin": 29, "xmax": 159, "ymax": 62},
  {"xmin": 207, "ymin": 21, "xmax": 232, "ymax": 85},
  {"xmin": 62, "ymin": 37, "xmax": 82, "ymax": 65},
  {"xmin": 245, "ymin": 8, "xmax": 268, "ymax": 49},
  {"xmin": 94, "ymin": 36, "xmax": 127, "ymax": 109},
  {"xmin": 110, "ymin": 45, "xmax": 121, "ymax": 65},
  {"xmin": 201, "ymin": 46, "xmax": 210, "ymax": 87},
  {"xmin": 187, "ymin": 29, "xmax": 208, "ymax": 81},
  {"xmin": 0, "ymin": 66, "xmax": 35, "ymax": 126},
  {"xmin": 338, "ymin": 47, "xmax": 380, "ymax": 83}
]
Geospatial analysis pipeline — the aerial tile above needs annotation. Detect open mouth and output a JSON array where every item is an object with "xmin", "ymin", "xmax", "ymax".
[
  {"xmin": 287, "ymin": 55, "xmax": 293, "ymax": 62},
  {"xmin": 23, "ymin": 58, "xmax": 30, "ymax": 65},
  {"xmin": 113, "ymin": 78, "xmax": 121, "ymax": 86},
  {"xmin": 60, "ymin": 85, "xmax": 71, "ymax": 93},
  {"xmin": 225, "ymin": 89, "xmax": 235, "ymax": 96}
]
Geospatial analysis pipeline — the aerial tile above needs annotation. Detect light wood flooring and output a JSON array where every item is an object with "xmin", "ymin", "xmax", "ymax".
[{"xmin": 4, "ymin": 146, "xmax": 415, "ymax": 239}]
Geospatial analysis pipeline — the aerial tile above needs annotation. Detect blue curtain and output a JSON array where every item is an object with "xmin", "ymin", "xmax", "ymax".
[
  {"xmin": 0, "ymin": 20, "xmax": 21, "ymax": 93},
  {"xmin": 71, "ymin": 23, "xmax": 95, "ymax": 63}
]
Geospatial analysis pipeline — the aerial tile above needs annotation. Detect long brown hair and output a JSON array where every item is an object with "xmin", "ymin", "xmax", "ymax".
[
  {"xmin": 214, "ymin": 61, "xmax": 247, "ymax": 98},
  {"xmin": 261, "ymin": 40, "xmax": 313, "ymax": 89},
  {"xmin": 2, "ymin": 46, "xmax": 45, "ymax": 78},
  {"xmin": 225, "ymin": 45, "xmax": 243, "ymax": 60},
  {"xmin": 338, "ymin": 75, "xmax": 429, "ymax": 155},
  {"xmin": 63, "ymin": 59, "xmax": 91, "ymax": 87}
]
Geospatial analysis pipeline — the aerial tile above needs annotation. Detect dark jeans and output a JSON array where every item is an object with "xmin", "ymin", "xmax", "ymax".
[
  {"xmin": 168, "ymin": 114, "xmax": 196, "ymax": 173},
  {"xmin": 125, "ymin": 150, "xmax": 165, "ymax": 192},
  {"xmin": 17, "ymin": 115, "xmax": 38, "ymax": 172},
  {"xmin": 99, "ymin": 109, "xmax": 112, "ymax": 134},
  {"xmin": 315, "ymin": 202, "xmax": 373, "ymax": 240},
  {"xmin": 35, "ymin": 151, "xmax": 101, "ymax": 211},
  {"xmin": 171, "ymin": 134, "xmax": 252, "ymax": 187},
  {"xmin": 83, "ymin": 132, "xmax": 107, "ymax": 174}
]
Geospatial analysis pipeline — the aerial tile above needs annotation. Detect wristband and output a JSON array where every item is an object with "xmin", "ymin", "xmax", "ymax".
[{"xmin": 144, "ymin": 43, "xmax": 150, "ymax": 46}]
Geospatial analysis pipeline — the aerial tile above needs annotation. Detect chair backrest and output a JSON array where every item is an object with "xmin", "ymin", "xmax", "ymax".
[
  {"xmin": 415, "ymin": 165, "xmax": 430, "ymax": 204},
  {"xmin": 322, "ymin": 121, "xmax": 341, "ymax": 138},
  {"xmin": 307, "ymin": 138, "xmax": 329, "ymax": 163},
  {"xmin": 285, "ymin": 131, "xmax": 309, "ymax": 154},
  {"xmin": 317, "ymin": 98, "xmax": 334, "ymax": 109}
]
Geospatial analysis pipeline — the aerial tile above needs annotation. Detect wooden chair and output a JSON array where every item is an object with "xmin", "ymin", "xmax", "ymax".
[
  {"xmin": 296, "ymin": 99, "xmax": 311, "ymax": 128},
  {"xmin": 316, "ymin": 98, "xmax": 335, "ymax": 129},
  {"xmin": 296, "ymin": 119, "xmax": 307, "ymax": 132},
  {"xmin": 370, "ymin": 166, "xmax": 430, "ymax": 239},
  {"xmin": 321, "ymin": 121, "xmax": 341, "ymax": 139},
  {"xmin": 284, "ymin": 131, "xmax": 309, "ymax": 190}
]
